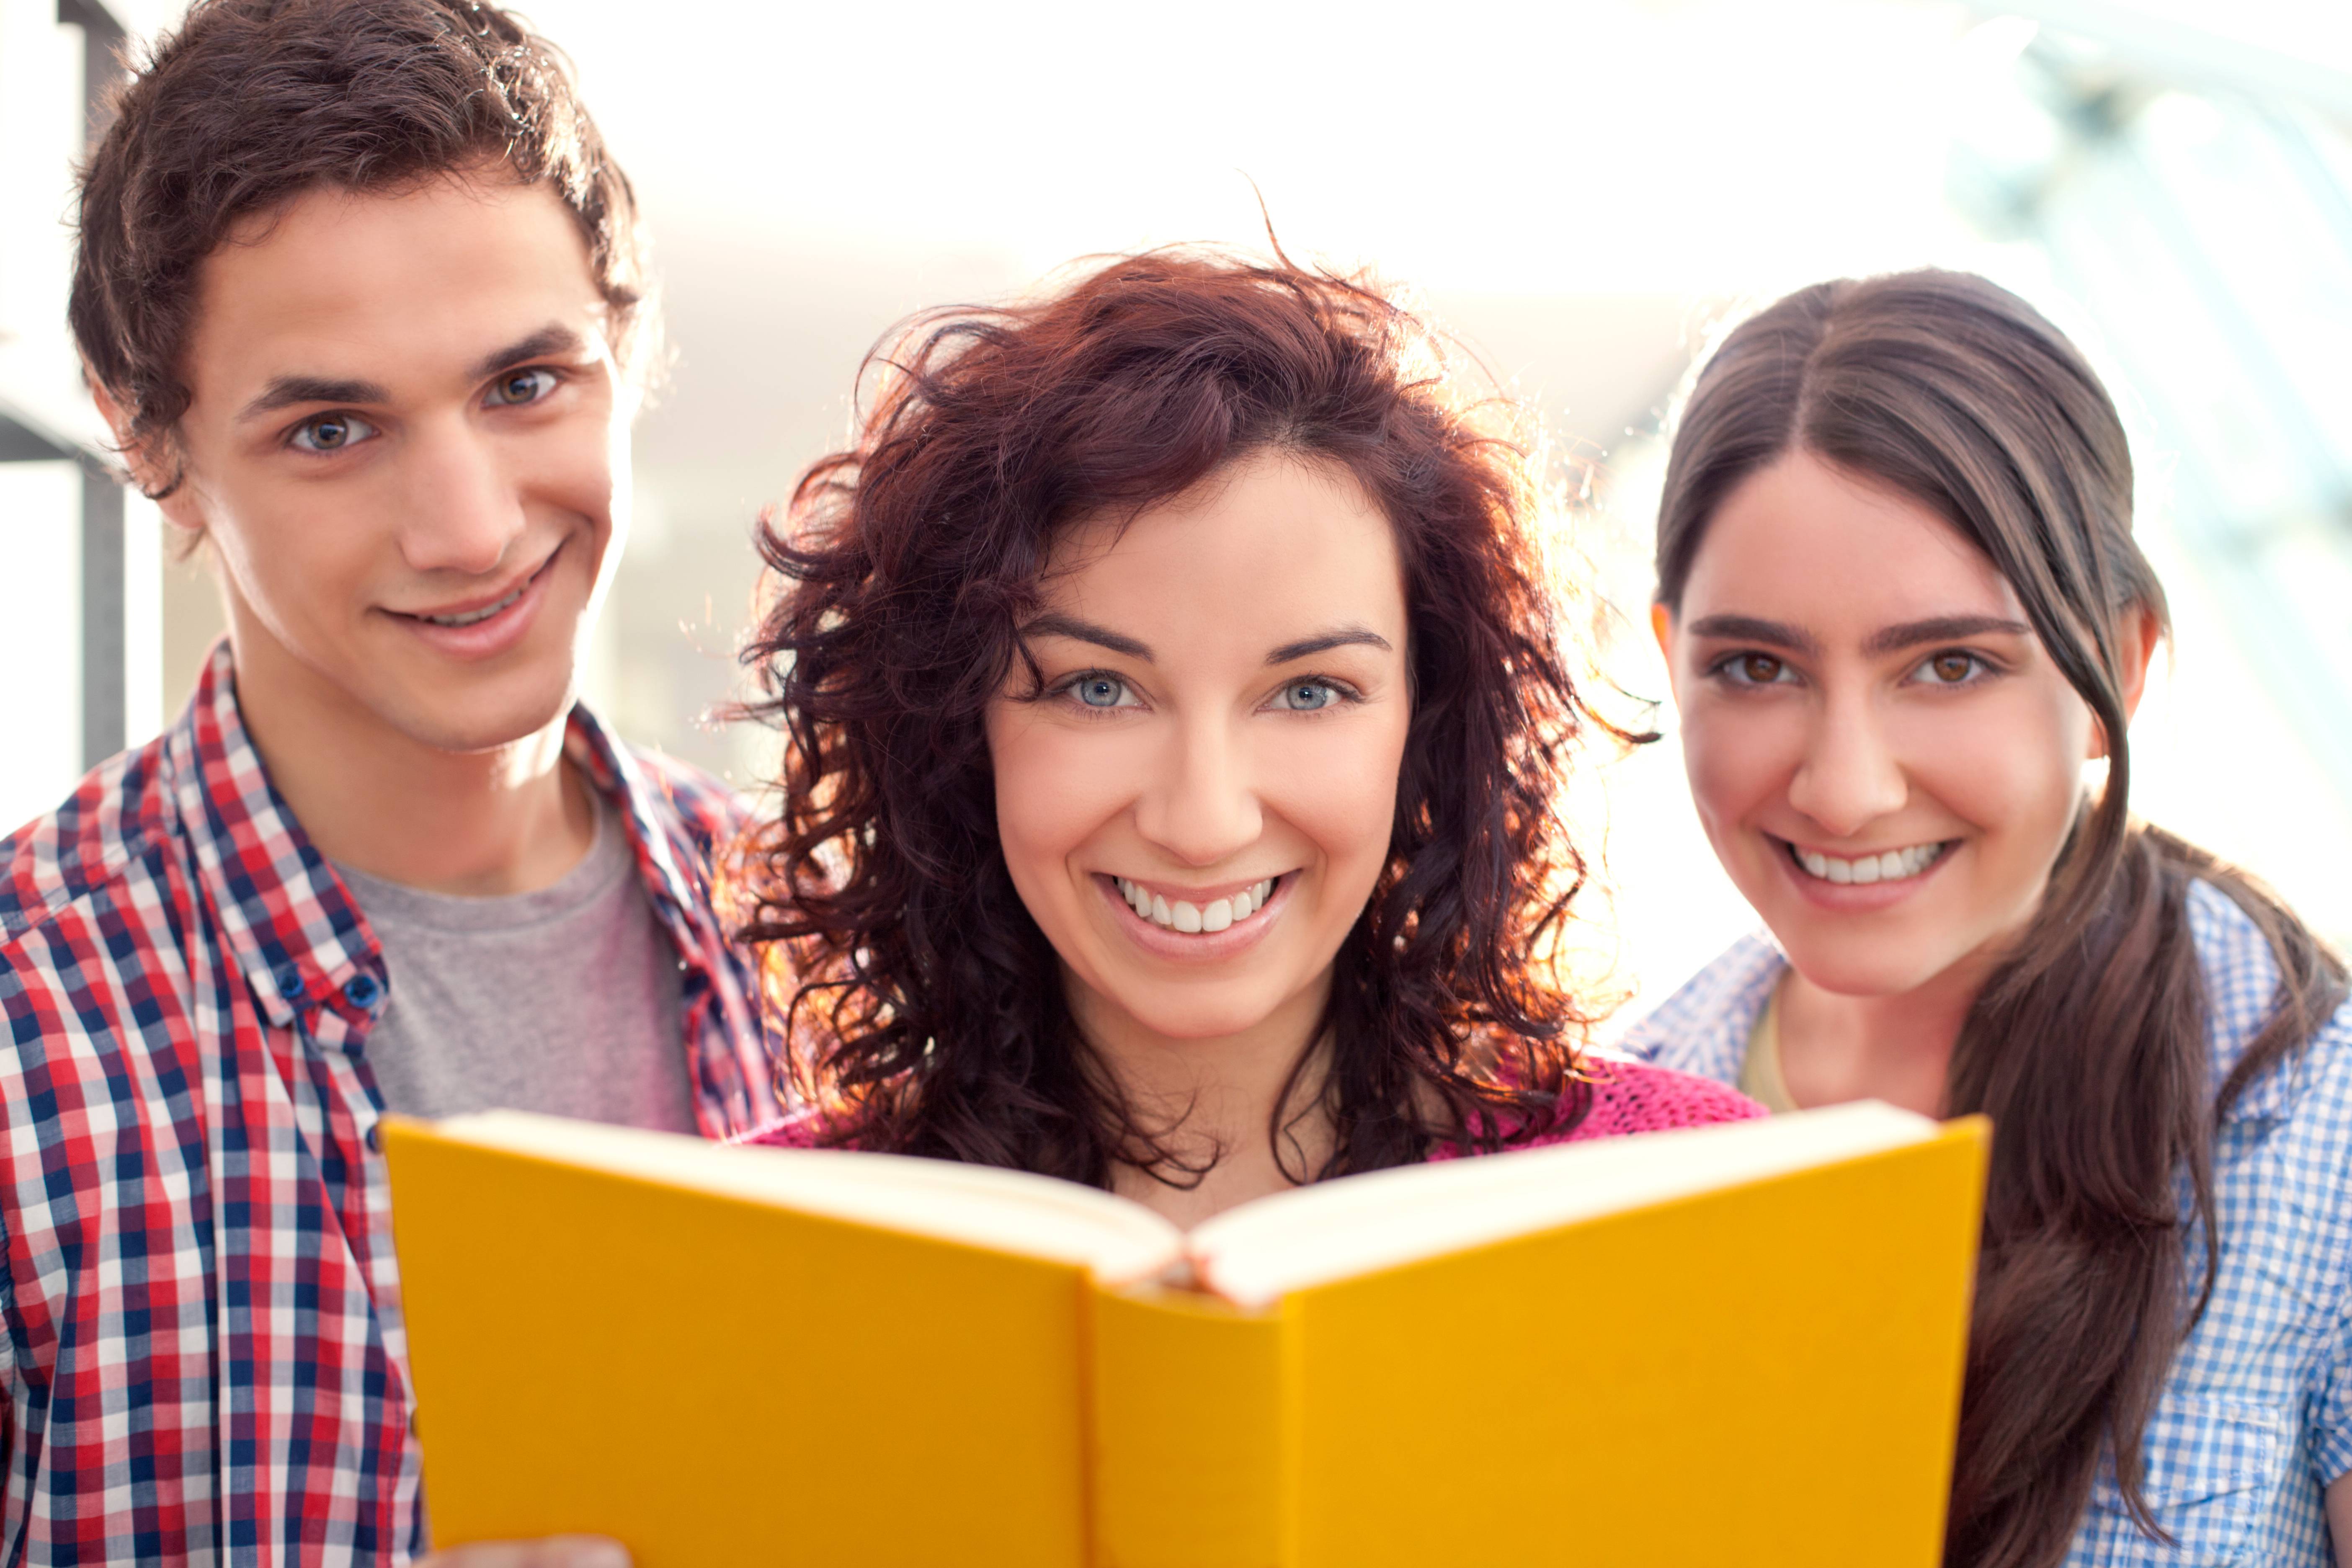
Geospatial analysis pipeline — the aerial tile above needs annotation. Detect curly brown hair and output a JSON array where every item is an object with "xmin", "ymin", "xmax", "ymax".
[{"xmin": 738, "ymin": 248, "xmax": 1606, "ymax": 1186}]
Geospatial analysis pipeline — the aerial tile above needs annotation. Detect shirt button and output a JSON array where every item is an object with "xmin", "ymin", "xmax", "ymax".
[
  {"xmin": 343, "ymin": 974, "xmax": 383, "ymax": 1010},
  {"xmin": 273, "ymin": 962, "xmax": 304, "ymax": 1001}
]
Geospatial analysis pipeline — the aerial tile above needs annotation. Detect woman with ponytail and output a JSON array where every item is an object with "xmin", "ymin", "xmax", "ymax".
[{"xmin": 1630, "ymin": 268, "xmax": 2352, "ymax": 1567}]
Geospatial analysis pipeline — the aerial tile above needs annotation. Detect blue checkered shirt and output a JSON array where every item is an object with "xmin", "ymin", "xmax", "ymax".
[{"xmin": 1625, "ymin": 880, "xmax": 2352, "ymax": 1565}]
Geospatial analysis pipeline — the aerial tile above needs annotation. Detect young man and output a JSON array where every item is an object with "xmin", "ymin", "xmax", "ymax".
[{"xmin": 0, "ymin": 1, "xmax": 782, "ymax": 1559}]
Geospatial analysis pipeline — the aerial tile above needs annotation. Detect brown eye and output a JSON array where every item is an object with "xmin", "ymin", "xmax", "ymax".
[
  {"xmin": 1929, "ymin": 652, "xmax": 1975, "ymax": 683},
  {"xmin": 1741, "ymin": 654, "xmax": 1783, "ymax": 683},
  {"xmin": 486, "ymin": 367, "xmax": 557, "ymax": 406}
]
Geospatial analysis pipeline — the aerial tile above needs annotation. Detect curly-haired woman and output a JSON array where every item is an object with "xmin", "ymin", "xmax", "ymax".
[{"xmin": 735, "ymin": 248, "xmax": 1759, "ymax": 1221}]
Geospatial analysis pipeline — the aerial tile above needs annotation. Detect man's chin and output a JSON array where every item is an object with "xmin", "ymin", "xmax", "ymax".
[{"xmin": 371, "ymin": 676, "xmax": 580, "ymax": 758}]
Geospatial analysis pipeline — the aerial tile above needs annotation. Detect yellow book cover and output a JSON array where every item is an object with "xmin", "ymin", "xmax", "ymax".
[{"xmin": 385, "ymin": 1101, "xmax": 1987, "ymax": 1567}]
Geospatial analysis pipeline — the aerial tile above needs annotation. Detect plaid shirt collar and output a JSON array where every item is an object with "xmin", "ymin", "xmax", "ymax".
[{"xmin": 173, "ymin": 642, "xmax": 769, "ymax": 1127}]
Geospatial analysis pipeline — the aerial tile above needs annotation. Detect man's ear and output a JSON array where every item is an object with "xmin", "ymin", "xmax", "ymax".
[
  {"xmin": 2089, "ymin": 604, "xmax": 2164, "ymax": 760},
  {"xmin": 88, "ymin": 374, "xmax": 201, "ymax": 532}
]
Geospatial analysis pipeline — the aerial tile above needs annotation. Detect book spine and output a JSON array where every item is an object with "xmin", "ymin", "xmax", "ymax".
[{"xmin": 1084, "ymin": 1284, "xmax": 1294, "ymax": 1568}]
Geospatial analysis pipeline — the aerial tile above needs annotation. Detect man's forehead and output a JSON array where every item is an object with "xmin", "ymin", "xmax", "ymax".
[{"xmin": 189, "ymin": 175, "xmax": 609, "ymax": 398}]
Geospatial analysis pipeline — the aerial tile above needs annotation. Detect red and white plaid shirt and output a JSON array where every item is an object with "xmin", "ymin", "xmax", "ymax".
[{"xmin": 0, "ymin": 643, "xmax": 782, "ymax": 1564}]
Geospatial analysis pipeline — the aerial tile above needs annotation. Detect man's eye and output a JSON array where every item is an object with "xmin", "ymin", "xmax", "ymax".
[
  {"xmin": 289, "ymin": 413, "xmax": 377, "ymax": 453},
  {"xmin": 485, "ymin": 368, "xmax": 558, "ymax": 407},
  {"xmin": 1723, "ymin": 653, "xmax": 1787, "ymax": 685}
]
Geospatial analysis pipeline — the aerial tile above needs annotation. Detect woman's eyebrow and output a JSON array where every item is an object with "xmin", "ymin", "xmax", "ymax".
[
  {"xmin": 1684, "ymin": 613, "xmax": 1819, "ymax": 655},
  {"xmin": 1863, "ymin": 614, "xmax": 2032, "ymax": 655},
  {"xmin": 1019, "ymin": 613, "xmax": 1152, "ymax": 659},
  {"xmin": 1266, "ymin": 626, "xmax": 1393, "ymax": 664}
]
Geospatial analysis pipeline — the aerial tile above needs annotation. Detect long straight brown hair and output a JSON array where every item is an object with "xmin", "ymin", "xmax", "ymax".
[{"xmin": 1654, "ymin": 270, "xmax": 2346, "ymax": 1568}]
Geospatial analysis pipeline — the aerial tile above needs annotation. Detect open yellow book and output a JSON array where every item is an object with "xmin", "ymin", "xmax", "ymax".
[{"xmin": 384, "ymin": 1100, "xmax": 1987, "ymax": 1568}]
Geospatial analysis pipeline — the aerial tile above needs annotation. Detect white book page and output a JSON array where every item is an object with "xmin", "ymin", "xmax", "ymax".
[
  {"xmin": 422, "ymin": 1111, "xmax": 1186, "ymax": 1284},
  {"xmin": 1184, "ymin": 1101, "xmax": 1936, "ymax": 1310}
]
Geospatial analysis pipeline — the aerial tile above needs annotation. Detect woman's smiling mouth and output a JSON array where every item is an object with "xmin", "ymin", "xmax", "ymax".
[
  {"xmin": 1112, "ymin": 874, "xmax": 1282, "ymax": 934},
  {"xmin": 1781, "ymin": 838, "xmax": 1956, "ymax": 886}
]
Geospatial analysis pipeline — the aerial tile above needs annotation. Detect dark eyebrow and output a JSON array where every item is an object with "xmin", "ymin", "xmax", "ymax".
[
  {"xmin": 234, "ymin": 324, "xmax": 589, "ymax": 426},
  {"xmin": 467, "ymin": 323, "xmax": 587, "ymax": 383},
  {"xmin": 237, "ymin": 375, "xmax": 392, "ymax": 424},
  {"xmin": 1862, "ymin": 615, "xmax": 2032, "ymax": 656},
  {"xmin": 1019, "ymin": 613, "xmax": 1152, "ymax": 660},
  {"xmin": 1684, "ymin": 614, "xmax": 1821, "ymax": 656},
  {"xmin": 1266, "ymin": 627, "xmax": 1393, "ymax": 665}
]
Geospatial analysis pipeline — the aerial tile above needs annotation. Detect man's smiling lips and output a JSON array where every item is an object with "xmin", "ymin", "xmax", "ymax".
[{"xmin": 384, "ymin": 543, "xmax": 563, "ymax": 658}]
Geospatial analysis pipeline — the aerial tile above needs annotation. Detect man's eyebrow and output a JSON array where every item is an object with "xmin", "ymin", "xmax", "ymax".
[
  {"xmin": 232, "ymin": 326, "xmax": 591, "ymax": 428},
  {"xmin": 1684, "ymin": 614, "xmax": 1821, "ymax": 656},
  {"xmin": 1019, "ymin": 613, "xmax": 1152, "ymax": 660},
  {"xmin": 1266, "ymin": 627, "xmax": 1393, "ymax": 664},
  {"xmin": 237, "ymin": 376, "xmax": 392, "ymax": 424},
  {"xmin": 467, "ymin": 323, "xmax": 588, "ymax": 383},
  {"xmin": 1863, "ymin": 615, "xmax": 2033, "ymax": 655}
]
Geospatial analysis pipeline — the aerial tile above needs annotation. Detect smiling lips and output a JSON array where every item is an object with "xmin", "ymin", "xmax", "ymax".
[
  {"xmin": 1786, "ymin": 839, "xmax": 1954, "ymax": 885},
  {"xmin": 1114, "ymin": 875, "xmax": 1279, "ymax": 935},
  {"xmin": 394, "ymin": 547, "xmax": 558, "ymax": 627}
]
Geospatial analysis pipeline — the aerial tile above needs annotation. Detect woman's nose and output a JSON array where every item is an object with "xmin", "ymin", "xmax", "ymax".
[
  {"xmin": 1785, "ymin": 694, "xmax": 1908, "ymax": 838},
  {"xmin": 1134, "ymin": 715, "xmax": 1263, "ymax": 867}
]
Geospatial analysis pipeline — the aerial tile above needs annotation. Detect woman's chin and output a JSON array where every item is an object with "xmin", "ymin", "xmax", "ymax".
[
  {"xmin": 1777, "ymin": 938, "xmax": 1963, "ymax": 1001},
  {"xmin": 1093, "ymin": 992, "xmax": 1285, "ymax": 1044}
]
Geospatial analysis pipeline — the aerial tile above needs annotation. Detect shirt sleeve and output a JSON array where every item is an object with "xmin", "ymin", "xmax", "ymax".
[{"xmin": 2313, "ymin": 1279, "xmax": 2352, "ymax": 1483}]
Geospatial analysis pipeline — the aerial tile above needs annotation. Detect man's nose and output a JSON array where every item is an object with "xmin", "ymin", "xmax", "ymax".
[
  {"xmin": 397, "ymin": 420, "xmax": 526, "ymax": 578},
  {"xmin": 1133, "ymin": 713, "xmax": 1263, "ymax": 867},
  {"xmin": 1785, "ymin": 691, "xmax": 1909, "ymax": 838}
]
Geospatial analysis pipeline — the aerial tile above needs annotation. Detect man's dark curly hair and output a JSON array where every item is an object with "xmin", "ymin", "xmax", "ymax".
[
  {"xmin": 737, "ymin": 248, "xmax": 1605, "ymax": 1187},
  {"xmin": 70, "ymin": 0, "xmax": 651, "ymax": 500}
]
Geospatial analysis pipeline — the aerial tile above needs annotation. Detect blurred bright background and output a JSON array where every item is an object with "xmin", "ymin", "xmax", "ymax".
[{"xmin": 4, "ymin": 0, "xmax": 2349, "ymax": 1024}]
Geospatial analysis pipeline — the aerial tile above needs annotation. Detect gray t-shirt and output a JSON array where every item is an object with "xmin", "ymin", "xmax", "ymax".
[{"xmin": 336, "ymin": 794, "xmax": 699, "ymax": 1133}]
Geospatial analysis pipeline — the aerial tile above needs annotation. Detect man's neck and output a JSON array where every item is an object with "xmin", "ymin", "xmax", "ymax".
[{"xmin": 226, "ymin": 627, "xmax": 596, "ymax": 899}]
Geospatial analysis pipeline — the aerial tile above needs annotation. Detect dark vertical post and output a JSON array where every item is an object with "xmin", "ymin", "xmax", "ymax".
[
  {"xmin": 78, "ymin": 461, "xmax": 124, "ymax": 769},
  {"xmin": 56, "ymin": 0, "xmax": 126, "ymax": 146},
  {"xmin": 59, "ymin": 0, "xmax": 130, "ymax": 769}
]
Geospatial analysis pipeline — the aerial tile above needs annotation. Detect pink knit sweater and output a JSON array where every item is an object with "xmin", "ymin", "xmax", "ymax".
[{"xmin": 743, "ymin": 1055, "xmax": 1761, "ymax": 1154}]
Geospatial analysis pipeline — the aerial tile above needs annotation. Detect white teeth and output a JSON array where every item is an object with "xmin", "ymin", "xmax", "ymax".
[
  {"xmin": 1794, "ymin": 843, "xmax": 1947, "ymax": 886},
  {"xmin": 1114, "ymin": 875, "xmax": 1281, "ymax": 934},
  {"xmin": 420, "ymin": 583, "xmax": 526, "ymax": 627}
]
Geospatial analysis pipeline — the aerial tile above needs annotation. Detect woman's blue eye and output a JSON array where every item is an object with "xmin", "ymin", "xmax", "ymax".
[
  {"xmin": 1278, "ymin": 681, "xmax": 1337, "ymax": 711},
  {"xmin": 486, "ymin": 368, "xmax": 557, "ymax": 406},
  {"xmin": 289, "ymin": 413, "xmax": 376, "ymax": 453},
  {"xmin": 1077, "ymin": 677, "xmax": 1127, "ymax": 708}
]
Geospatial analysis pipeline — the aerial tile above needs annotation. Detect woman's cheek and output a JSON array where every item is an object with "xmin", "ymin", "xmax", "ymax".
[
  {"xmin": 1261, "ymin": 712, "xmax": 1409, "ymax": 886},
  {"xmin": 1679, "ymin": 702, "xmax": 1796, "ymax": 850},
  {"xmin": 985, "ymin": 708, "xmax": 1130, "ymax": 896}
]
